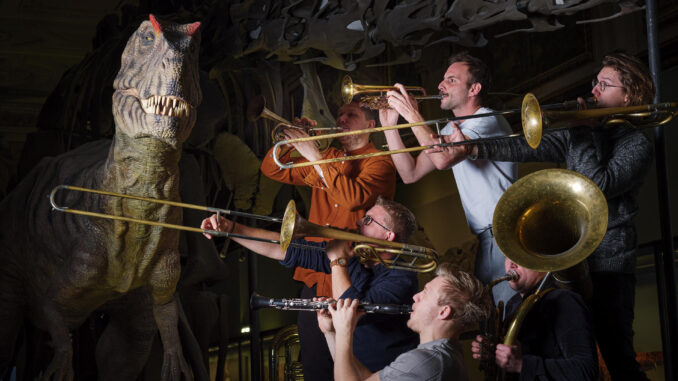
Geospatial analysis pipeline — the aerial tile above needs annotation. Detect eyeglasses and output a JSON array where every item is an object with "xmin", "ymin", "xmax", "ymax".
[
  {"xmin": 592, "ymin": 78, "xmax": 623, "ymax": 92},
  {"xmin": 361, "ymin": 215, "xmax": 392, "ymax": 232}
]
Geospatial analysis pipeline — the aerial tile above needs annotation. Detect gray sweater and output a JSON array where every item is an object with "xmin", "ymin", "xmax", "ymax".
[{"xmin": 477, "ymin": 124, "xmax": 653, "ymax": 273}]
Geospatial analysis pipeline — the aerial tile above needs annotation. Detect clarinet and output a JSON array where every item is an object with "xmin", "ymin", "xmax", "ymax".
[{"xmin": 250, "ymin": 292, "xmax": 412, "ymax": 315}]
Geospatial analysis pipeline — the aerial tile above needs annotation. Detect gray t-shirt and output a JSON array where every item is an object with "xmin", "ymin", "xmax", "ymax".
[
  {"xmin": 441, "ymin": 107, "xmax": 516, "ymax": 234},
  {"xmin": 378, "ymin": 338, "xmax": 468, "ymax": 381}
]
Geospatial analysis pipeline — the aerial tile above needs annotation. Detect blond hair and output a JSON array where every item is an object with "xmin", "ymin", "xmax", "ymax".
[{"xmin": 435, "ymin": 263, "xmax": 492, "ymax": 329}]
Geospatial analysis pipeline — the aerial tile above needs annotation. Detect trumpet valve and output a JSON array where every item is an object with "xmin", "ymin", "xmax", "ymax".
[{"xmin": 359, "ymin": 95, "xmax": 390, "ymax": 110}]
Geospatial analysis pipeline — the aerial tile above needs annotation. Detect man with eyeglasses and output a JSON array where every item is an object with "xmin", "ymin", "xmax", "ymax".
[
  {"xmin": 260, "ymin": 99, "xmax": 397, "ymax": 380},
  {"xmin": 443, "ymin": 52, "xmax": 654, "ymax": 381},
  {"xmin": 200, "ymin": 196, "xmax": 419, "ymax": 373}
]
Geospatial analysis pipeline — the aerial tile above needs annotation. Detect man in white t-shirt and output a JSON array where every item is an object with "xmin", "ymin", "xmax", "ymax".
[
  {"xmin": 317, "ymin": 263, "xmax": 491, "ymax": 381},
  {"xmin": 379, "ymin": 52, "xmax": 517, "ymax": 304}
]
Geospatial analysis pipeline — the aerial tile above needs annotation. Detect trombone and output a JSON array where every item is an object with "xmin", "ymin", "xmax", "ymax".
[
  {"xmin": 272, "ymin": 93, "xmax": 678, "ymax": 169},
  {"xmin": 342, "ymin": 75, "xmax": 442, "ymax": 109},
  {"xmin": 49, "ymin": 185, "xmax": 439, "ymax": 272}
]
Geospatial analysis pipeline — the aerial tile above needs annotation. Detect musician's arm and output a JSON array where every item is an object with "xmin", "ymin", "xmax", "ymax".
[
  {"xmin": 316, "ymin": 307, "xmax": 337, "ymax": 360},
  {"xmin": 200, "ymin": 215, "xmax": 284, "ymax": 260},
  {"xmin": 327, "ymin": 239, "xmax": 354, "ymax": 298},
  {"xmin": 332, "ymin": 300, "xmax": 376, "ymax": 381}
]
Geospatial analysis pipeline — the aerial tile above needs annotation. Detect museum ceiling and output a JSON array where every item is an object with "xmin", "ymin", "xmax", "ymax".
[{"xmin": 2, "ymin": 0, "xmax": 678, "ymax": 168}]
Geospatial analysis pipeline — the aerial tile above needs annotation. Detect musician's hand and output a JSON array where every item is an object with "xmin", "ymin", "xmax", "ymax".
[
  {"xmin": 293, "ymin": 117, "xmax": 318, "ymax": 128},
  {"xmin": 495, "ymin": 343, "xmax": 523, "ymax": 373},
  {"xmin": 328, "ymin": 298, "xmax": 364, "ymax": 336},
  {"xmin": 284, "ymin": 128, "xmax": 322, "ymax": 162},
  {"xmin": 326, "ymin": 239, "xmax": 353, "ymax": 261},
  {"xmin": 200, "ymin": 214, "xmax": 234, "ymax": 239},
  {"xmin": 379, "ymin": 106, "xmax": 399, "ymax": 127},
  {"xmin": 576, "ymin": 97, "xmax": 588, "ymax": 111},
  {"xmin": 314, "ymin": 297, "xmax": 335, "ymax": 334},
  {"xmin": 424, "ymin": 122, "xmax": 474, "ymax": 160},
  {"xmin": 386, "ymin": 84, "xmax": 424, "ymax": 124},
  {"xmin": 471, "ymin": 335, "xmax": 492, "ymax": 361}
]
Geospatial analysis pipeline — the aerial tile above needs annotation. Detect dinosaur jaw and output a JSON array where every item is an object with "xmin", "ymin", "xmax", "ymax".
[
  {"xmin": 140, "ymin": 95, "xmax": 192, "ymax": 119},
  {"xmin": 119, "ymin": 88, "xmax": 193, "ymax": 119},
  {"xmin": 113, "ymin": 89, "xmax": 197, "ymax": 146}
]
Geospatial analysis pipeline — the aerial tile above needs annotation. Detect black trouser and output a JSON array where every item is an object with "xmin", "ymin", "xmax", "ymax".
[
  {"xmin": 297, "ymin": 285, "xmax": 334, "ymax": 381},
  {"xmin": 591, "ymin": 272, "xmax": 649, "ymax": 381}
]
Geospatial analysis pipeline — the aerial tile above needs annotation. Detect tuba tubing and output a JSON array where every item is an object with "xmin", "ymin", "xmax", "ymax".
[{"xmin": 491, "ymin": 169, "xmax": 609, "ymax": 346}]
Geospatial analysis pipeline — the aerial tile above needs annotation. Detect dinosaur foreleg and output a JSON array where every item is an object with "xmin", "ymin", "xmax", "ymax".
[
  {"xmin": 0, "ymin": 277, "xmax": 24, "ymax": 376},
  {"xmin": 96, "ymin": 288, "xmax": 157, "ymax": 381},
  {"xmin": 154, "ymin": 297, "xmax": 193, "ymax": 381},
  {"xmin": 39, "ymin": 305, "xmax": 73, "ymax": 381}
]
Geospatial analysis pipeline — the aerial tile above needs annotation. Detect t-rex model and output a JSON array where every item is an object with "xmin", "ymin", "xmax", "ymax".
[{"xmin": 0, "ymin": 15, "xmax": 204, "ymax": 381}]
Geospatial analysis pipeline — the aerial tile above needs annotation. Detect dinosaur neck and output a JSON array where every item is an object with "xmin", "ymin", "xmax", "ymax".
[{"xmin": 104, "ymin": 132, "xmax": 182, "ymax": 198}]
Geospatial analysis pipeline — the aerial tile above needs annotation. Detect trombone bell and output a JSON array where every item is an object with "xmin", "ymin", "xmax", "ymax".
[
  {"xmin": 522, "ymin": 93, "xmax": 543, "ymax": 149},
  {"xmin": 279, "ymin": 200, "xmax": 439, "ymax": 272}
]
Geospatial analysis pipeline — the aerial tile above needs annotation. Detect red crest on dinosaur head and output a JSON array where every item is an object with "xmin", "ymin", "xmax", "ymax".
[
  {"xmin": 186, "ymin": 22, "xmax": 201, "ymax": 37},
  {"xmin": 149, "ymin": 14, "xmax": 162, "ymax": 34}
]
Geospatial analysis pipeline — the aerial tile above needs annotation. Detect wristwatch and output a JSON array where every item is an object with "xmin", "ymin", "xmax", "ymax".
[{"xmin": 330, "ymin": 258, "xmax": 348, "ymax": 268}]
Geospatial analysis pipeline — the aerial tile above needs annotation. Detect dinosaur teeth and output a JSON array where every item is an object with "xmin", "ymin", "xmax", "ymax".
[{"xmin": 140, "ymin": 95, "xmax": 191, "ymax": 118}]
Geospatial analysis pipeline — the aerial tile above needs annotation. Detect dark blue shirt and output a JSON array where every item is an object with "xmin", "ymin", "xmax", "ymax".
[
  {"xmin": 504, "ymin": 286, "xmax": 598, "ymax": 380},
  {"xmin": 280, "ymin": 239, "xmax": 419, "ymax": 371}
]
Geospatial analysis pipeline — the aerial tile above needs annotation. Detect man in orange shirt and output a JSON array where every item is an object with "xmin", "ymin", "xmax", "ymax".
[{"xmin": 260, "ymin": 99, "xmax": 396, "ymax": 380}]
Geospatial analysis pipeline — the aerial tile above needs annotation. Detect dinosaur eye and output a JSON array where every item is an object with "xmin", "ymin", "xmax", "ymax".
[{"xmin": 142, "ymin": 31, "xmax": 154, "ymax": 45}]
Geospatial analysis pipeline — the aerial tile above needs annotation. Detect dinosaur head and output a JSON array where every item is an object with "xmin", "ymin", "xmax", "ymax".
[{"xmin": 112, "ymin": 15, "xmax": 202, "ymax": 147}]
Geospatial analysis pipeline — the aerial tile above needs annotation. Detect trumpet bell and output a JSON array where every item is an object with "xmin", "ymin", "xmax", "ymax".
[
  {"xmin": 492, "ymin": 169, "xmax": 608, "ymax": 272},
  {"xmin": 342, "ymin": 75, "xmax": 356, "ymax": 104}
]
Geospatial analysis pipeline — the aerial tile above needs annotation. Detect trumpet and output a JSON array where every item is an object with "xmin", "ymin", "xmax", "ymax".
[
  {"xmin": 247, "ymin": 95, "xmax": 341, "ymax": 148},
  {"xmin": 342, "ymin": 75, "xmax": 442, "ymax": 109},
  {"xmin": 272, "ymin": 93, "xmax": 678, "ymax": 169},
  {"xmin": 50, "ymin": 185, "xmax": 439, "ymax": 272},
  {"xmin": 250, "ymin": 292, "xmax": 413, "ymax": 314}
]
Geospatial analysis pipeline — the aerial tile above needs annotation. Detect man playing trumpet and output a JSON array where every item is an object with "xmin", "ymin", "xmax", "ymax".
[
  {"xmin": 449, "ymin": 52, "xmax": 654, "ymax": 380},
  {"xmin": 379, "ymin": 52, "xmax": 518, "ymax": 306},
  {"xmin": 260, "ymin": 98, "xmax": 397, "ymax": 380},
  {"xmin": 200, "ymin": 196, "xmax": 418, "ymax": 372},
  {"xmin": 317, "ymin": 264, "xmax": 491, "ymax": 381}
]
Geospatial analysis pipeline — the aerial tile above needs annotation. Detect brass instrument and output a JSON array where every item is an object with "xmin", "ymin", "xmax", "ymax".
[
  {"xmin": 250, "ymin": 292, "xmax": 412, "ymax": 314},
  {"xmin": 480, "ymin": 272, "xmax": 519, "ymax": 381},
  {"xmin": 279, "ymin": 200, "xmax": 439, "ymax": 272},
  {"xmin": 269, "ymin": 325, "xmax": 303, "ymax": 381},
  {"xmin": 247, "ymin": 95, "xmax": 340, "ymax": 151},
  {"xmin": 48, "ymin": 184, "xmax": 318, "ymax": 249},
  {"xmin": 271, "ymin": 93, "xmax": 678, "ymax": 169},
  {"xmin": 50, "ymin": 186, "xmax": 438, "ymax": 272},
  {"xmin": 342, "ymin": 75, "xmax": 442, "ymax": 109},
  {"xmin": 491, "ymin": 168, "xmax": 609, "ymax": 345}
]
